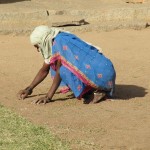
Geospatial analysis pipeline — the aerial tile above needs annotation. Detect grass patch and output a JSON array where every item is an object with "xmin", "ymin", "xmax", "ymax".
[{"xmin": 0, "ymin": 105, "xmax": 70, "ymax": 150}]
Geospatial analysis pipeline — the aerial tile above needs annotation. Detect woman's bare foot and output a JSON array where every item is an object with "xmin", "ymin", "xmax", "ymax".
[{"xmin": 92, "ymin": 92, "xmax": 106, "ymax": 103}]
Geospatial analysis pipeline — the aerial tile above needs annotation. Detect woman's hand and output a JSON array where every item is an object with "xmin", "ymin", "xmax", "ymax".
[
  {"xmin": 17, "ymin": 62, "xmax": 50, "ymax": 101},
  {"xmin": 34, "ymin": 96, "xmax": 51, "ymax": 104},
  {"xmin": 17, "ymin": 87, "xmax": 33, "ymax": 100}
]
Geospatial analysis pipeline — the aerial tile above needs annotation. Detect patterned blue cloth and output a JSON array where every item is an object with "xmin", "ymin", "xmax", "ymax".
[{"xmin": 50, "ymin": 32, "xmax": 116, "ymax": 98}]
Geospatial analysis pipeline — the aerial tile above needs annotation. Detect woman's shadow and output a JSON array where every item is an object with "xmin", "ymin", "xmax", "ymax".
[
  {"xmin": 115, "ymin": 84, "xmax": 147, "ymax": 100},
  {"xmin": 27, "ymin": 85, "xmax": 147, "ymax": 102},
  {"xmin": 28, "ymin": 92, "xmax": 75, "ymax": 102},
  {"xmin": 0, "ymin": 0, "xmax": 30, "ymax": 3}
]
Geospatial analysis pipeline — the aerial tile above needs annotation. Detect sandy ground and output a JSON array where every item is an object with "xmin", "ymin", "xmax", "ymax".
[
  {"xmin": 0, "ymin": 28, "xmax": 150, "ymax": 150},
  {"xmin": 1, "ymin": 0, "xmax": 150, "ymax": 35},
  {"xmin": 1, "ymin": 0, "xmax": 149, "ymax": 11}
]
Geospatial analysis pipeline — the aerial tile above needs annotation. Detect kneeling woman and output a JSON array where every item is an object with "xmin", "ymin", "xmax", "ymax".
[{"xmin": 17, "ymin": 26, "xmax": 116, "ymax": 104}]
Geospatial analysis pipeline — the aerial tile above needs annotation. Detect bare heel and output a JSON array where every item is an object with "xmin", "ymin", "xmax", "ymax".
[{"xmin": 93, "ymin": 92, "xmax": 106, "ymax": 103}]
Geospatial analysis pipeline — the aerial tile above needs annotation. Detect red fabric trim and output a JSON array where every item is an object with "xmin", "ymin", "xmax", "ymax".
[{"xmin": 50, "ymin": 53, "xmax": 97, "ymax": 89}]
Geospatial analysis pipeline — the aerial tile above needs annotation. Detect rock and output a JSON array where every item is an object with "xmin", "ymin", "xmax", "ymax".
[
  {"xmin": 126, "ymin": 0, "xmax": 144, "ymax": 3},
  {"xmin": 52, "ymin": 19, "xmax": 89, "ymax": 27}
]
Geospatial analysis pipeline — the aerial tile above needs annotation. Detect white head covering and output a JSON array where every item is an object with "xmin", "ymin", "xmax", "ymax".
[{"xmin": 30, "ymin": 25, "xmax": 64, "ymax": 59}]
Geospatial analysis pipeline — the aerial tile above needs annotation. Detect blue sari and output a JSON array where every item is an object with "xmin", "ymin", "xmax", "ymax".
[
  {"xmin": 50, "ymin": 68, "xmax": 70, "ymax": 93},
  {"xmin": 50, "ymin": 32, "xmax": 116, "ymax": 98}
]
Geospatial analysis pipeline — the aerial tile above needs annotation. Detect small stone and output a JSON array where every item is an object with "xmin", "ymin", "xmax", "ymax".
[
  {"xmin": 126, "ymin": 0, "xmax": 144, "ymax": 3},
  {"xmin": 52, "ymin": 19, "xmax": 89, "ymax": 27}
]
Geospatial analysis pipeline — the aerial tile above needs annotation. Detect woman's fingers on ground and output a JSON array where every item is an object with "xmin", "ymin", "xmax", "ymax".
[
  {"xmin": 34, "ymin": 99, "xmax": 40, "ymax": 104},
  {"xmin": 17, "ymin": 90, "xmax": 24, "ymax": 100},
  {"xmin": 21, "ymin": 93, "xmax": 28, "ymax": 100},
  {"xmin": 34, "ymin": 97, "xmax": 49, "ymax": 104},
  {"xmin": 17, "ymin": 90, "xmax": 29, "ymax": 100},
  {"xmin": 35, "ymin": 98, "xmax": 44, "ymax": 104}
]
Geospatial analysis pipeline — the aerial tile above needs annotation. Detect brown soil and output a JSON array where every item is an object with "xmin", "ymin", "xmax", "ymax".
[{"xmin": 0, "ymin": 28, "xmax": 150, "ymax": 150}]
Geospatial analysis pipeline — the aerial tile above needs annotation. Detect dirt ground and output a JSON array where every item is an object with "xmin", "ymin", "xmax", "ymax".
[{"xmin": 0, "ymin": 28, "xmax": 150, "ymax": 149}]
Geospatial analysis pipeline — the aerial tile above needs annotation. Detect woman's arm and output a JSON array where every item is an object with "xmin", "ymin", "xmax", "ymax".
[
  {"xmin": 29, "ymin": 62, "xmax": 50, "ymax": 90},
  {"xmin": 35, "ymin": 60, "xmax": 62, "ymax": 104},
  {"xmin": 17, "ymin": 62, "xmax": 50, "ymax": 100},
  {"xmin": 47, "ymin": 60, "xmax": 62, "ymax": 99}
]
